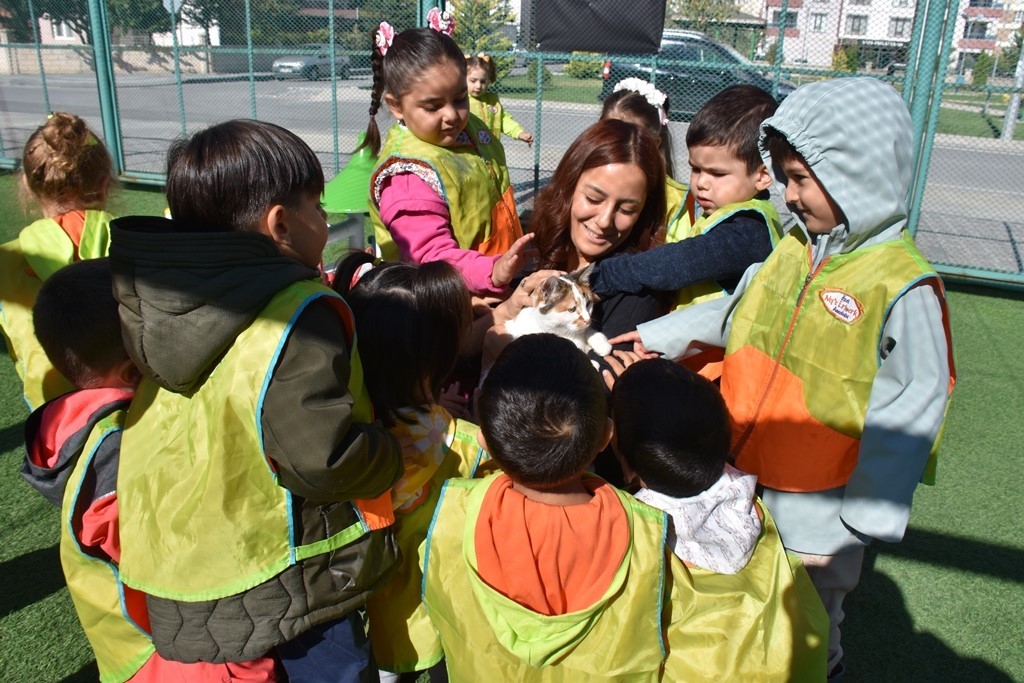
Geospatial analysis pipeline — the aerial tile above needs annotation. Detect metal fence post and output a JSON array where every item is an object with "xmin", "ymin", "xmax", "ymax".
[
  {"xmin": 26, "ymin": 0, "xmax": 51, "ymax": 114},
  {"xmin": 773, "ymin": 0, "xmax": 790, "ymax": 97},
  {"xmin": 329, "ymin": 0, "xmax": 340, "ymax": 171},
  {"xmin": 907, "ymin": 0, "xmax": 958, "ymax": 234},
  {"xmin": 168, "ymin": 6, "xmax": 187, "ymax": 137},
  {"xmin": 87, "ymin": 0, "xmax": 124, "ymax": 173},
  {"xmin": 244, "ymin": 0, "xmax": 257, "ymax": 119},
  {"xmin": 532, "ymin": 55, "xmax": 543, "ymax": 194}
]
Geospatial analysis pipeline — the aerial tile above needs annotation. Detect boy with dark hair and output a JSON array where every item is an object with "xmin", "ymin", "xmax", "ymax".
[
  {"xmin": 590, "ymin": 84, "xmax": 784, "ymax": 313},
  {"xmin": 21, "ymin": 259, "xmax": 279, "ymax": 682},
  {"xmin": 109, "ymin": 119, "xmax": 403, "ymax": 681},
  {"xmin": 617, "ymin": 77, "xmax": 956, "ymax": 678},
  {"xmin": 611, "ymin": 359, "xmax": 827, "ymax": 681},
  {"xmin": 421, "ymin": 333, "xmax": 672, "ymax": 681}
]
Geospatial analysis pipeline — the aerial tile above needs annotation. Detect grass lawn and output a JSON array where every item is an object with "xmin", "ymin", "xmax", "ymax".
[
  {"xmin": 937, "ymin": 106, "xmax": 1024, "ymax": 140},
  {"xmin": 494, "ymin": 75, "xmax": 602, "ymax": 106},
  {"xmin": 1, "ymin": 173, "xmax": 1023, "ymax": 681}
]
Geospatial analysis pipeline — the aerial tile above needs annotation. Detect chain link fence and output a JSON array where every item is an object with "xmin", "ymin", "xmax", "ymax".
[{"xmin": 1, "ymin": 0, "xmax": 1022, "ymax": 286}]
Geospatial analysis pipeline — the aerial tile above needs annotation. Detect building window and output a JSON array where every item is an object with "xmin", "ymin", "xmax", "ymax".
[
  {"xmin": 963, "ymin": 21, "xmax": 990, "ymax": 39},
  {"xmin": 889, "ymin": 17, "xmax": 911, "ymax": 37},
  {"xmin": 846, "ymin": 15, "xmax": 869, "ymax": 34},
  {"xmin": 51, "ymin": 19, "xmax": 73, "ymax": 39},
  {"xmin": 1015, "ymin": 10, "xmax": 1024, "ymax": 22},
  {"xmin": 850, "ymin": 0, "xmax": 871, "ymax": 5},
  {"xmin": 772, "ymin": 10, "xmax": 799, "ymax": 28},
  {"xmin": 811, "ymin": 13, "xmax": 828, "ymax": 31},
  {"xmin": 893, "ymin": 0, "xmax": 910, "ymax": 6}
]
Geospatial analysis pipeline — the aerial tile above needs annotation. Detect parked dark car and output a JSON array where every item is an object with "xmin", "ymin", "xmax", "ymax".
[
  {"xmin": 272, "ymin": 44, "xmax": 350, "ymax": 81},
  {"xmin": 599, "ymin": 30, "xmax": 795, "ymax": 119}
]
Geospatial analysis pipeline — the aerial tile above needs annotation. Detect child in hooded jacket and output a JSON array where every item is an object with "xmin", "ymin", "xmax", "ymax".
[
  {"xmin": 614, "ymin": 77, "xmax": 956, "ymax": 678},
  {"xmin": 21, "ymin": 259, "xmax": 281, "ymax": 682}
]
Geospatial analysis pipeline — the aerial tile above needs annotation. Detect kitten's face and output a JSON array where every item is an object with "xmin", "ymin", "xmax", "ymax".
[{"xmin": 533, "ymin": 269, "xmax": 596, "ymax": 331}]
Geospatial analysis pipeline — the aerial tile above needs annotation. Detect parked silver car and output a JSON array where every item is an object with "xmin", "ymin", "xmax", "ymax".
[{"xmin": 272, "ymin": 44, "xmax": 350, "ymax": 80}]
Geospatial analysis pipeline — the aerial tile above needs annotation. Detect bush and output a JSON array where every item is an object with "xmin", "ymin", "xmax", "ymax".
[
  {"xmin": 564, "ymin": 52, "xmax": 603, "ymax": 79},
  {"xmin": 973, "ymin": 51, "xmax": 994, "ymax": 86},
  {"xmin": 526, "ymin": 59, "xmax": 553, "ymax": 87}
]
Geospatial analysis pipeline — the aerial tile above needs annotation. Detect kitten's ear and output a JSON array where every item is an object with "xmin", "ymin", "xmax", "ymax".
[
  {"xmin": 575, "ymin": 263, "xmax": 595, "ymax": 286},
  {"xmin": 537, "ymin": 276, "xmax": 559, "ymax": 313}
]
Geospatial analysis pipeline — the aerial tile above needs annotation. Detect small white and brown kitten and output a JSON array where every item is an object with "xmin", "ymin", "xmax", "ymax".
[{"xmin": 504, "ymin": 265, "xmax": 613, "ymax": 357}]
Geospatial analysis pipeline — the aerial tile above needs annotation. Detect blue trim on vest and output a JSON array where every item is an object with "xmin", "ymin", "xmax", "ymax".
[
  {"xmin": 67, "ymin": 426, "xmax": 152, "ymax": 638},
  {"xmin": 352, "ymin": 506, "xmax": 372, "ymax": 535},
  {"xmin": 468, "ymin": 447, "xmax": 485, "ymax": 478},
  {"xmin": 655, "ymin": 509, "xmax": 669, "ymax": 659},
  {"xmin": 420, "ymin": 479, "xmax": 453, "ymax": 602},
  {"xmin": 256, "ymin": 289, "xmax": 327, "ymax": 556}
]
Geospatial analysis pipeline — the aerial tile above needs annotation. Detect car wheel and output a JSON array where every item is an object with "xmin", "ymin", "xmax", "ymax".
[
  {"xmin": 307, "ymin": 66, "xmax": 320, "ymax": 81},
  {"xmin": 339, "ymin": 66, "xmax": 350, "ymax": 80}
]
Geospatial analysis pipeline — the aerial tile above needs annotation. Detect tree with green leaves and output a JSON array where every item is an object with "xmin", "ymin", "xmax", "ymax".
[
  {"xmin": 667, "ymin": 0, "xmax": 736, "ymax": 33},
  {"xmin": 973, "ymin": 50, "xmax": 994, "ymax": 86},
  {"xmin": 451, "ymin": 0, "xmax": 515, "ymax": 56}
]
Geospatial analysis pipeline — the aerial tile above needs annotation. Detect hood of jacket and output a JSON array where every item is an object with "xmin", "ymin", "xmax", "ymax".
[
  {"xmin": 109, "ymin": 215, "xmax": 319, "ymax": 394},
  {"xmin": 21, "ymin": 388, "xmax": 134, "ymax": 506},
  {"xmin": 759, "ymin": 77, "xmax": 913, "ymax": 253}
]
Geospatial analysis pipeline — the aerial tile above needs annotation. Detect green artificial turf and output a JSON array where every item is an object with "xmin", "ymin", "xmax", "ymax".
[{"xmin": 1, "ymin": 171, "xmax": 1022, "ymax": 681}]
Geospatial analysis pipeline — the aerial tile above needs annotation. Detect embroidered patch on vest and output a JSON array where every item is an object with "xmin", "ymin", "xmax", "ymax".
[
  {"xmin": 819, "ymin": 289, "xmax": 863, "ymax": 324},
  {"xmin": 488, "ymin": 105, "xmax": 497, "ymax": 113},
  {"xmin": 455, "ymin": 131, "xmax": 471, "ymax": 146},
  {"xmin": 477, "ymin": 130, "xmax": 492, "ymax": 145}
]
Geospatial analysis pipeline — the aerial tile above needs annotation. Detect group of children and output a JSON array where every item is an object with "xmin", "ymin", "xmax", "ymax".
[{"xmin": 1, "ymin": 10, "xmax": 955, "ymax": 683}]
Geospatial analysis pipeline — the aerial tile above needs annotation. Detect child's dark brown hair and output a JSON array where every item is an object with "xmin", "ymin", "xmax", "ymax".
[
  {"xmin": 332, "ymin": 251, "xmax": 471, "ymax": 427},
  {"xmin": 686, "ymin": 84, "xmax": 778, "ymax": 173}
]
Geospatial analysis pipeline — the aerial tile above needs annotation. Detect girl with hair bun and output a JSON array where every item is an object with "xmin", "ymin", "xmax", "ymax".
[{"xmin": 1, "ymin": 111, "xmax": 116, "ymax": 407}]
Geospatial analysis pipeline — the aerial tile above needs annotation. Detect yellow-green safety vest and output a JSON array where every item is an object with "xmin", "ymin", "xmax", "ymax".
[
  {"xmin": 469, "ymin": 92, "xmax": 524, "ymax": 140},
  {"xmin": 663, "ymin": 176, "xmax": 690, "ymax": 235},
  {"xmin": 370, "ymin": 116, "xmax": 522, "ymax": 262},
  {"xmin": 0, "ymin": 210, "xmax": 113, "ymax": 408},
  {"xmin": 422, "ymin": 474, "xmax": 669, "ymax": 681},
  {"xmin": 724, "ymin": 231, "xmax": 953, "ymax": 491},
  {"xmin": 118, "ymin": 281, "xmax": 381, "ymax": 600},
  {"xmin": 669, "ymin": 196, "xmax": 783, "ymax": 310},
  {"xmin": 367, "ymin": 419, "xmax": 485, "ymax": 673},
  {"xmin": 60, "ymin": 409, "xmax": 156, "ymax": 683},
  {"xmin": 662, "ymin": 499, "xmax": 828, "ymax": 682}
]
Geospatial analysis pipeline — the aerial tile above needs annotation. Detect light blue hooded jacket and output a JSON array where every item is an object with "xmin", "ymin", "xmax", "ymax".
[{"xmin": 637, "ymin": 78, "xmax": 954, "ymax": 555}]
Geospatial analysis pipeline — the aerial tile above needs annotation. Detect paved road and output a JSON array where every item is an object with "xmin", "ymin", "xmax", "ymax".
[{"xmin": 2, "ymin": 73, "xmax": 1022, "ymax": 279}]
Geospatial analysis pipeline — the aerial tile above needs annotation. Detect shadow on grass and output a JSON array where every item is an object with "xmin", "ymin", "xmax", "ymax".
[
  {"xmin": 0, "ymin": 544, "xmax": 66, "ymax": 618},
  {"xmin": 60, "ymin": 660, "xmax": 99, "ymax": 682},
  {"xmin": 0, "ymin": 421, "xmax": 24, "ymax": 454},
  {"xmin": 844, "ymin": 540, "xmax": 1017, "ymax": 681}
]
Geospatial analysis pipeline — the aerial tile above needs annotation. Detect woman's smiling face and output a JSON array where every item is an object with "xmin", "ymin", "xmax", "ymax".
[{"xmin": 569, "ymin": 163, "xmax": 648, "ymax": 267}]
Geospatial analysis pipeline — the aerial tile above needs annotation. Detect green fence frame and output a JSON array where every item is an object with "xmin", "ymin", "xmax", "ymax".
[{"xmin": 1, "ymin": 1, "xmax": 1022, "ymax": 290}]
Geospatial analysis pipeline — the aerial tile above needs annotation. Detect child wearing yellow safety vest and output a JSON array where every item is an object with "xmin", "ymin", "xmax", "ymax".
[
  {"xmin": 465, "ymin": 52, "xmax": 534, "ymax": 147},
  {"xmin": 610, "ymin": 358, "xmax": 828, "ymax": 681},
  {"xmin": 422, "ymin": 334, "xmax": 783, "ymax": 681},
  {"xmin": 331, "ymin": 253, "xmax": 489, "ymax": 678},
  {"xmin": 0, "ymin": 112, "xmax": 115, "ymax": 409},
  {"xmin": 590, "ymin": 85, "xmax": 784, "ymax": 314},
  {"xmin": 109, "ymin": 120, "xmax": 404, "ymax": 681},
  {"xmin": 20, "ymin": 260, "xmax": 280, "ymax": 682},
  {"xmin": 362, "ymin": 18, "xmax": 534, "ymax": 297},
  {"xmin": 620, "ymin": 78, "xmax": 956, "ymax": 680}
]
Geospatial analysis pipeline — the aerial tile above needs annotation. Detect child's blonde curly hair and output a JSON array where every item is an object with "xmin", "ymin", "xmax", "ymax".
[{"xmin": 22, "ymin": 112, "xmax": 113, "ymax": 210}]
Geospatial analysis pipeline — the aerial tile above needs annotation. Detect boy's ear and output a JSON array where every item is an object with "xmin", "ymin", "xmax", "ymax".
[
  {"xmin": 383, "ymin": 93, "xmax": 403, "ymax": 122},
  {"xmin": 753, "ymin": 163, "xmax": 774, "ymax": 192},
  {"xmin": 260, "ymin": 204, "xmax": 293, "ymax": 249},
  {"xmin": 476, "ymin": 429, "xmax": 490, "ymax": 453}
]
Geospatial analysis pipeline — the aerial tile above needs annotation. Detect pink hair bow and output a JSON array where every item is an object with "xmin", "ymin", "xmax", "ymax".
[
  {"xmin": 427, "ymin": 7, "xmax": 455, "ymax": 36},
  {"xmin": 376, "ymin": 21, "xmax": 395, "ymax": 56}
]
